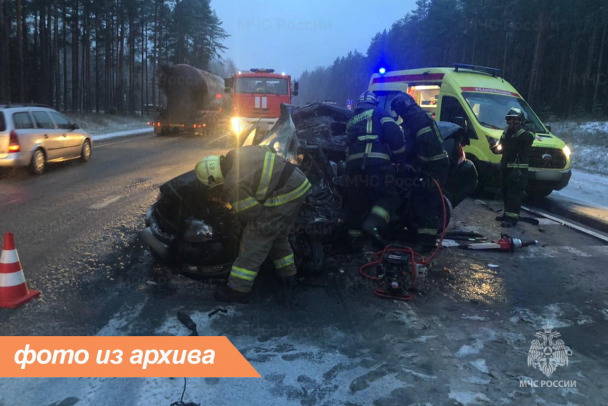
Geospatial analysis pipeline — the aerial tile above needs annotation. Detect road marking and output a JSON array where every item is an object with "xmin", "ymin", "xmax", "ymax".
[{"xmin": 90, "ymin": 196, "xmax": 122, "ymax": 210}]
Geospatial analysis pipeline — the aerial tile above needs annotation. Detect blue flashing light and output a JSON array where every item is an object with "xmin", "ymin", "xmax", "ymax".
[{"xmin": 378, "ymin": 67, "xmax": 386, "ymax": 75}]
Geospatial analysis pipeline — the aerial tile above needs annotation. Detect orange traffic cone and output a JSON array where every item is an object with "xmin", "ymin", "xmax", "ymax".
[{"xmin": 0, "ymin": 232, "xmax": 41, "ymax": 309}]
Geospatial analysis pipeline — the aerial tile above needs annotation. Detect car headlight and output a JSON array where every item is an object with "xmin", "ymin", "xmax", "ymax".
[
  {"xmin": 230, "ymin": 117, "xmax": 245, "ymax": 135},
  {"xmin": 486, "ymin": 135, "xmax": 502, "ymax": 154},
  {"xmin": 563, "ymin": 145, "xmax": 571, "ymax": 158}
]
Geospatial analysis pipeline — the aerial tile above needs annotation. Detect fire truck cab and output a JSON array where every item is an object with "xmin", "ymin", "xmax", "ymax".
[{"xmin": 225, "ymin": 68, "xmax": 298, "ymax": 138}]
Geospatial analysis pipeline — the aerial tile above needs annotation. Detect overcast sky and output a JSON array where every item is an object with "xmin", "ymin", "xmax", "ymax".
[{"xmin": 210, "ymin": 0, "xmax": 418, "ymax": 79}]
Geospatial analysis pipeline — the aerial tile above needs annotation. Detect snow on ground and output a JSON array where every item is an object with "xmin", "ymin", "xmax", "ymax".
[
  {"xmin": 547, "ymin": 120, "xmax": 608, "ymax": 175},
  {"xmin": 64, "ymin": 112, "xmax": 152, "ymax": 136}
]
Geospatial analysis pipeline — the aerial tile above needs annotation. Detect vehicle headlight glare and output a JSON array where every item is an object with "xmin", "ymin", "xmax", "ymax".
[
  {"xmin": 230, "ymin": 117, "xmax": 244, "ymax": 135},
  {"xmin": 563, "ymin": 145, "xmax": 571, "ymax": 158}
]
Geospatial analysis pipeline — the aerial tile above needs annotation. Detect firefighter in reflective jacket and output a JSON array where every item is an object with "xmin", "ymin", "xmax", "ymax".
[
  {"xmin": 390, "ymin": 92, "xmax": 450, "ymax": 251},
  {"xmin": 495, "ymin": 107, "xmax": 535, "ymax": 227},
  {"xmin": 195, "ymin": 145, "xmax": 312, "ymax": 303},
  {"xmin": 345, "ymin": 91, "xmax": 406, "ymax": 247}
]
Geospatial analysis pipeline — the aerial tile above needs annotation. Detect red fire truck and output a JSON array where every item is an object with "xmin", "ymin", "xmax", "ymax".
[{"xmin": 225, "ymin": 68, "xmax": 298, "ymax": 137}]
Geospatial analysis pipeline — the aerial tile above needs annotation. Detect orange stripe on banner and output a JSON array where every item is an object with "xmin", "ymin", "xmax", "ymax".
[{"xmin": 0, "ymin": 336, "xmax": 260, "ymax": 378}]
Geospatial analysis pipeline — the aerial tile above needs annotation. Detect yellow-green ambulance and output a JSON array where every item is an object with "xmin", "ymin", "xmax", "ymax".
[{"xmin": 368, "ymin": 64, "xmax": 571, "ymax": 198}]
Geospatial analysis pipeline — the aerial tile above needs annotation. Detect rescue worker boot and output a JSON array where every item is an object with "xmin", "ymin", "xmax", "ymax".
[
  {"xmin": 501, "ymin": 218, "xmax": 518, "ymax": 228},
  {"xmin": 214, "ymin": 284, "xmax": 251, "ymax": 304},
  {"xmin": 362, "ymin": 215, "xmax": 390, "ymax": 250},
  {"xmin": 412, "ymin": 235, "xmax": 437, "ymax": 254}
]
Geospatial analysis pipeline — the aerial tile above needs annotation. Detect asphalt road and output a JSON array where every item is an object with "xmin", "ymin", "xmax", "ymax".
[{"xmin": 0, "ymin": 134, "xmax": 607, "ymax": 405}]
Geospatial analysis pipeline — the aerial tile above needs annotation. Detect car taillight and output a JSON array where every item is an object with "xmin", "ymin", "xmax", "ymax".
[{"xmin": 8, "ymin": 130, "xmax": 20, "ymax": 153}]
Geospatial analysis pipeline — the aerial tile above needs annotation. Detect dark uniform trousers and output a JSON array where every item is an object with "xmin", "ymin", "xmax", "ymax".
[
  {"xmin": 402, "ymin": 112, "xmax": 450, "ymax": 240},
  {"xmin": 345, "ymin": 164, "xmax": 401, "ymax": 234},
  {"xmin": 501, "ymin": 166, "xmax": 528, "ymax": 221},
  {"xmin": 499, "ymin": 127, "xmax": 535, "ymax": 222}
]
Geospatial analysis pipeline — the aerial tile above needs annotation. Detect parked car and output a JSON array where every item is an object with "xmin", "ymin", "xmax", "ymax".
[{"xmin": 0, "ymin": 104, "xmax": 92, "ymax": 175}]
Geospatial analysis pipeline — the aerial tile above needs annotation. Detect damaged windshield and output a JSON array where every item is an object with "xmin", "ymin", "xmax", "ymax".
[{"xmin": 463, "ymin": 92, "xmax": 547, "ymax": 133}]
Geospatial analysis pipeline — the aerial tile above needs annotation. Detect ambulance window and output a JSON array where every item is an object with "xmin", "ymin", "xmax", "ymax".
[{"xmin": 440, "ymin": 96, "xmax": 477, "ymax": 140}]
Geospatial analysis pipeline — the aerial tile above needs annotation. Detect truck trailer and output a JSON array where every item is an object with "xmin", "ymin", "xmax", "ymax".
[{"xmin": 152, "ymin": 64, "xmax": 226, "ymax": 136}]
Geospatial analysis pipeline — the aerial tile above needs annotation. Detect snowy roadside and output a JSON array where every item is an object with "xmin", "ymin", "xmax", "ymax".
[
  {"xmin": 65, "ymin": 112, "xmax": 152, "ymax": 137},
  {"xmin": 547, "ymin": 120, "xmax": 608, "ymax": 176},
  {"xmin": 91, "ymin": 127, "xmax": 153, "ymax": 141}
]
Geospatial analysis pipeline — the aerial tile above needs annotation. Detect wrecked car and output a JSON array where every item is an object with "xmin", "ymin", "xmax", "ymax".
[{"xmin": 141, "ymin": 102, "xmax": 478, "ymax": 279}]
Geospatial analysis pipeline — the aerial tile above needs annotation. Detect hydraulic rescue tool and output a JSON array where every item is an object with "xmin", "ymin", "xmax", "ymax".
[{"xmin": 459, "ymin": 234, "xmax": 538, "ymax": 251}]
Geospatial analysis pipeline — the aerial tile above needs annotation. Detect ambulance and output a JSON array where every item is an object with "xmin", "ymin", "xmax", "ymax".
[{"xmin": 368, "ymin": 64, "xmax": 572, "ymax": 197}]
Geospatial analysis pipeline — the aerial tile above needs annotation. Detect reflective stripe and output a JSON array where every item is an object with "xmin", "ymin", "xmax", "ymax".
[
  {"xmin": 380, "ymin": 117, "xmax": 396, "ymax": 124},
  {"xmin": 357, "ymin": 135, "xmax": 379, "ymax": 141},
  {"xmin": 506, "ymin": 163, "xmax": 528, "ymax": 168},
  {"xmin": 0, "ymin": 271, "xmax": 26, "ymax": 287},
  {"xmin": 366, "ymin": 113, "xmax": 373, "ymax": 134},
  {"xmin": 230, "ymin": 265, "xmax": 257, "ymax": 281},
  {"xmin": 418, "ymin": 151, "xmax": 448, "ymax": 162},
  {"xmin": 264, "ymin": 178, "xmax": 311, "ymax": 207},
  {"xmin": 0, "ymin": 248, "xmax": 20, "ymax": 265},
  {"xmin": 371, "ymin": 206, "xmax": 390, "ymax": 224},
  {"xmin": 349, "ymin": 110, "xmax": 373, "ymax": 126},
  {"xmin": 348, "ymin": 229, "xmax": 363, "ymax": 237},
  {"xmin": 514, "ymin": 129, "xmax": 526, "ymax": 138},
  {"xmin": 417, "ymin": 228, "xmax": 437, "ymax": 236},
  {"xmin": 392, "ymin": 145, "xmax": 406, "ymax": 154},
  {"xmin": 232, "ymin": 196, "xmax": 260, "ymax": 212},
  {"xmin": 347, "ymin": 152, "xmax": 391, "ymax": 161},
  {"xmin": 273, "ymin": 254, "xmax": 295, "ymax": 269},
  {"xmin": 416, "ymin": 127, "xmax": 432, "ymax": 137},
  {"xmin": 504, "ymin": 212, "xmax": 519, "ymax": 219},
  {"xmin": 256, "ymin": 151, "xmax": 275, "ymax": 200}
]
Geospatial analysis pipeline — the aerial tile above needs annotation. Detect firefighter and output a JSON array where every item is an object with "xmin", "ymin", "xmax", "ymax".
[
  {"xmin": 495, "ymin": 107, "xmax": 535, "ymax": 227},
  {"xmin": 195, "ymin": 145, "xmax": 312, "ymax": 303},
  {"xmin": 390, "ymin": 92, "xmax": 450, "ymax": 251},
  {"xmin": 345, "ymin": 91, "xmax": 406, "ymax": 248}
]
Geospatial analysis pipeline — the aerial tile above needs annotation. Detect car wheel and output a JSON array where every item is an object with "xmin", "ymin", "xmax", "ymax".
[
  {"xmin": 80, "ymin": 140, "xmax": 91, "ymax": 162},
  {"xmin": 29, "ymin": 149, "xmax": 46, "ymax": 175},
  {"xmin": 290, "ymin": 233, "xmax": 325, "ymax": 277}
]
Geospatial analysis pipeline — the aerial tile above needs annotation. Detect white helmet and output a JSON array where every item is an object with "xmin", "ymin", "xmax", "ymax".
[{"xmin": 195, "ymin": 156, "xmax": 224, "ymax": 188}]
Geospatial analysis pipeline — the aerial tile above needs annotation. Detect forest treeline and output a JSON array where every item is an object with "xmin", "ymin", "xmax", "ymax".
[
  {"xmin": 0, "ymin": 0, "xmax": 229, "ymax": 114},
  {"xmin": 298, "ymin": 0, "xmax": 608, "ymax": 119},
  {"xmin": 2, "ymin": 0, "xmax": 607, "ymax": 119}
]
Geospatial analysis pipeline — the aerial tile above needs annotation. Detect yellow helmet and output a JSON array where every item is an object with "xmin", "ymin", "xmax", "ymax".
[{"xmin": 195, "ymin": 155, "xmax": 224, "ymax": 188}]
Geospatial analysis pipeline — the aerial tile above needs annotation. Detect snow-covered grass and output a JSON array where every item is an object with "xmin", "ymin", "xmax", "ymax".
[
  {"xmin": 64, "ymin": 112, "xmax": 152, "ymax": 135},
  {"xmin": 545, "ymin": 120, "xmax": 608, "ymax": 175}
]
